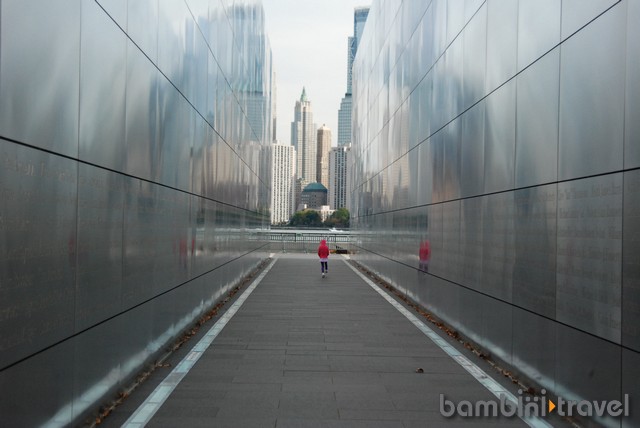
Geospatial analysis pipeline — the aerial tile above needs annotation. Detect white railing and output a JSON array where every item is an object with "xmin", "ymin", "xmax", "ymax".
[{"xmin": 255, "ymin": 229, "xmax": 354, "ymax": 253}]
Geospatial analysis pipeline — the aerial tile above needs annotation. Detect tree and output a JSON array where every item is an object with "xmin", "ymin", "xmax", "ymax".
[
  {"xmin": 324, "ymin": 208, "xmax": 350, "ymax": 228},
  {"xmin": 289, "ymin": 209, "xmax": 323, "ymax": 227}
]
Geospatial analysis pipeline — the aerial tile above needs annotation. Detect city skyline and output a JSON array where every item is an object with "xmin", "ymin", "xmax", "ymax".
[{"xmin": 261, "ymin": 0, "xmax": 370, "ymax": 146}]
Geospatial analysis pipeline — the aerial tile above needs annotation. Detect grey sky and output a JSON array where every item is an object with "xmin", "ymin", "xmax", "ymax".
[{"xmin": 261, "ymin": 0, "xmax": 371, "ymax": 146}]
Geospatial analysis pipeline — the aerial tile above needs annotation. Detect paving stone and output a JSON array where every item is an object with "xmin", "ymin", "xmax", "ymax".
[{"xmin": 104, "ymin": 255, "xmax": 531, "ymax": 427}]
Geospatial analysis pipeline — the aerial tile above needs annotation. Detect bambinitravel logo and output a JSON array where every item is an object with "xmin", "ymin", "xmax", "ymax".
[{"xmin": 440, "ymin": 389, "xmax": 631, "ymax": 419}]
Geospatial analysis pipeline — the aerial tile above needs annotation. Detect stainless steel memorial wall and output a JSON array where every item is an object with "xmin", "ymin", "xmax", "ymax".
[
  {"xmin": 351, "ymin": 1, "xmax": 639, "ymax": 426},
  {"xmin": 0, "ymin": 0, "xmax": 272, "ymax": 425}
]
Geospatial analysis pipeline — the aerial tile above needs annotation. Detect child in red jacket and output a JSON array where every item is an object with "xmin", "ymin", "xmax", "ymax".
[{"xmin": 318, "ymin": 239, "xmax": 330, "ymax": 278}]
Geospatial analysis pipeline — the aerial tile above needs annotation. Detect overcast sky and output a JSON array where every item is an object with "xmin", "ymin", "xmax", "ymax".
[{"xmin": 261, "ymin": 0, "xmax": 371, "ymax": 146}]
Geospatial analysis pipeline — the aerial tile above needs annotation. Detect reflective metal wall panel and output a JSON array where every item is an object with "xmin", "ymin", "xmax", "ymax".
[
  {"xmin": 79, "ymin": 0, "xmax": 127, "ymax": 171},
  {"xmin": 442, "ymin": 118, "xmax": 461, "ymax": 201},
  {"xmin": 127, "ymin": 0, "xmax": 159, "ymax": 64},
  {"xmin": 352, "ymin": 0, "xmax": 635, "ymax": 413},
  {"xmin": 626, "ymin": 0, "xmax": 640, "ymax": 169},
  {"xmin": 460, "ymin": 102, "xmax": 485, "ymax": 198},
  {"xmin": 72, "ymin": 316, "xmax": 124, "ymax": 424},
  {"xmin": 484, "ymin": 0, "xmax": 517, "ymax": 94},
  {"xmin": 76, "ymin": 165, "xmax": 124, "ymax": 331},
  {"xmin": 158, "ymin": 0, "xmax": 191, "ymax": 95},
  {"xmin": 558, "ymin": 4, "xmax": 625, "ymax": 181},
  {"xmin": 156, "ymin": 84, "xmax": 192, "ymax": 190},
  {"xmin": 423, "ymin": 203, "xmax": 441, "ymax": 275},
  {"xmin": 124, "ymin": 43, "xmax": 160, "ymax": 182},
  {"xmin": 515, "ymin": 50, "xmax": 559, "ymax": 188},
  {"xmin": 461, "ymin": 6, "xmax": 487, "ymax": 110},
  {"xmin": 122, "ymin": 178, "xmax": 159, "ymax": 308},
  {"xmin": 555, "ymin": 323, "xmax": 621, "ymax": 422},
  {"xmin": 556, "ymin": 174, "xmax": 622, "ymax": 343},
  {"xmin": 0, "ymin": 1, "xmax": 272, "ymax": 424},
  {"xmin": 481, "ymin": 296, "xmax": 513, "ymax": 365},
  {"xmin": 512, "ymin": 308, "xmax": 556, "ymax": 391},
  {"xmin": 622, "ymin": 349, "xmax": 640, "ymax": 428},
  {"xmin": 440, "ymin": 200, "xmax": 461, "ymax": 284},
  {"xmin": 481, "ymin": 192, "xmax": 514, "ymax": 302},
  {"xmin": 512, "ymin": 185, "xmax": 557, "ymax": 318},
  {"xmin": 560, "ymin": 0, "xmax": 618, "ymax": 40},
  {"xmin": 517, "ymin": 0, "xmax": 561, "ymax": 71},
  {"xmin": 0, "ymin": 339, "xmax": 75, "ymax": 427},
  {"xmin": 483, "ymin": 80, "xmax": 515, "ymax": 194},
  {"xmin": 623, "ymin": 170, "xmax": 640, "ymax": 351},
  {"xmin": 427, "ymin": 138, "xmax": 444, "ymax": 205},
  {"xmin": 96, "ymin": 0, "xmax": 127, "ymax": 29},
  {"xmin": 460, "ymin": 197, "xmax": 483, "ymax": 292},
  {"xmin": 0, "ymin": 0, "xmax": 80, "ymax": 157},
  {"xmin": 0, "ymin": 141, "xmax": 77, "ymax": 369}
]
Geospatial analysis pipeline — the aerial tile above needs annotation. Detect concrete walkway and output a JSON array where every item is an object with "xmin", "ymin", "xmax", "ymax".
[{"xmin": 103, "ymin": 254, "xmax": 536, "ymax": 427}]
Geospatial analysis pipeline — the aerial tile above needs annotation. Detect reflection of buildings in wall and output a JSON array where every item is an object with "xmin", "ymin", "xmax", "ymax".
[
  {"xmin": 350, "ymin": 7, "xmax": 369, "ymax": 94},
  {"xmin": 329, "ymin": 146, "xmax": 350, "ymax": 209},
  {"xmin": 0, "ymin": 1, "xmax": 274, "ymax": 425},
  {"xmin": 270, "ymin": 142, "xmax": 296, "ymax": 225},
  {"xmin": 316, "ymin": 124, "xmax": 331, "ymax": 189}
]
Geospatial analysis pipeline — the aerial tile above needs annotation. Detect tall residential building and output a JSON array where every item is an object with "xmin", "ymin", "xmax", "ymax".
[
  {"xmin": 337, "ymin": 94, "xmax": 352, "ymax": 147},
  {"xmin": 329, "ymin": 146, "xmax": 350, "ymax": 210},
  {"xmin": 291, "ymin": 87, "xmax": 317, "ymax": 184},
  {"xmin": 270, "ymin": 142, "xmax": 296, "ymax": 225},
  {"xmin": 272, "ymin": 71, "xmax": 277, "ymax": 141},
  {"xmin": 316, "ymin": 124, "xmax": 331, "ymax": 188}
]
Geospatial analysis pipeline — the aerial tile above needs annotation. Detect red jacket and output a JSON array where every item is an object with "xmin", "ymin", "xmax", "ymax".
[
  {"xmin": 419, "ymin": 240, "xmax": 431, "ymax": 261},
  {"xmin": 318, "ymin": 240, "xmax": 330, "ymax": 258}
]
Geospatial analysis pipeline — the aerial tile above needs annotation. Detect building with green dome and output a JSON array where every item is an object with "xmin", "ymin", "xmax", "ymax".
[{"xmin": 300, "ymin": 182, "xmax": 328, "ymax": 209}]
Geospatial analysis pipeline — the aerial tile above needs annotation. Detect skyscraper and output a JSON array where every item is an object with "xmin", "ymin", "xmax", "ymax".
[
  {"xmin": 349, "ymin": 8, "xmax": 369, "ymax": 95},
  {"xmin": 338, "ymin": 7, "xmax": 368, "ymax": 148},
  {"xmin": 270, "ymin": 142, "xmax": 296, "ymax": 225},
  {"xmin": 291, "ymin": 87, "xmax": 317, "ymax": 185},
  {"xmin": 337, "ymin": 94, "xmax": 352, "ymax": 147},
  {"xmin": 316, "ymin": 124, "xmax": 331, "ymax": 188},
  {"xmin": 329, "ymin": 146, "xmax": 350, "ymax": 210},
  {"xmin": 335, "ymin": 7, "xmax": 368, "ymax": 213}
]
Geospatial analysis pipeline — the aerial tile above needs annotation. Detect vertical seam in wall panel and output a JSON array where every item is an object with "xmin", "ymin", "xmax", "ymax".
[
  {"xmin": 120, "ymin": 0, "xmax": 128, "ymax": 314},
  {"xmin": 74, "ymin": 0, "xmax": 83, "ymax": 331},
  {"xmin": 513, "ymin": 0, "xmax": 519, "ymax": 192},
  {"xmin": 619, "ymin": 0, "xmax": 627, "ymax": 381},
  {"xmin": 620, "ymin": 0, "xmax": 627, "ymax": 166},
  {"xmin": 619, "ymin": 0, "xmax": 628, "ymax": 405},
  {"xmin": 511, "ymin": 0, "xmax": 519, "ymax": 365},
  {"xmin": 621, "ymin": 170, "xmax": 625, "ymax": 403},
  {"xmin": 555, "ymin": 1, "xmax": 562, "ymax": 325}
]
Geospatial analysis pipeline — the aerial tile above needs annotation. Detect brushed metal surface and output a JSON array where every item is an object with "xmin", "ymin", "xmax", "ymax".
[{"xmin": 0, "ymin": 141, "xmax": 77, "ymax": 369}]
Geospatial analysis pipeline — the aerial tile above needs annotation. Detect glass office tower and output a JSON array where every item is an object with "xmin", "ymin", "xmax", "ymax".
[
  {"xmin": 0, "ymin": 1, "xmax": 272, "ymax": 426},
  {"xmin": 351, "ymin": 1, "xmax": 639, "ymax": 426}
]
